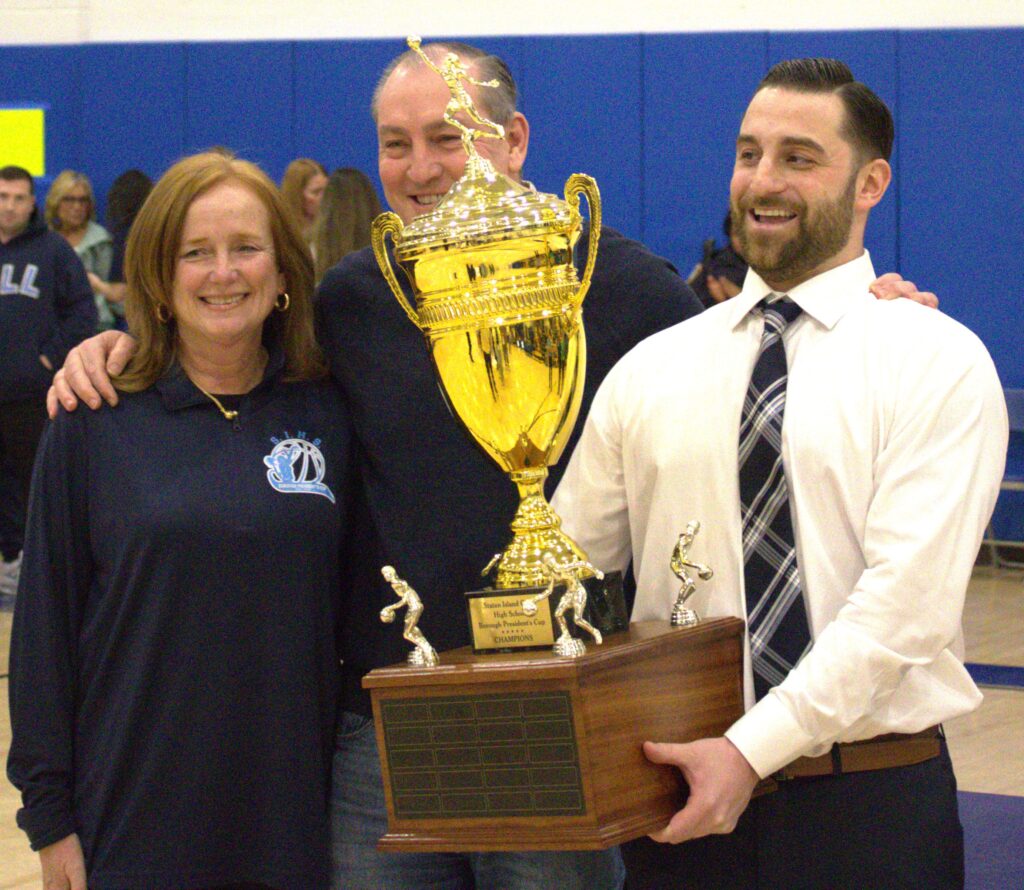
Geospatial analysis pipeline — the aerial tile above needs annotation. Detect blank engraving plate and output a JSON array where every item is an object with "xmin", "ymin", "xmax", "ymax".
[{"xmin": 381, "ymin": 691, "xmax": 585, "ymax": 819}]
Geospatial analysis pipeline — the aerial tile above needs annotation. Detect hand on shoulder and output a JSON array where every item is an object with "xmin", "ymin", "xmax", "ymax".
[
  {"xmin": 869, "ymin": 272, "xmax": 938, "ymax": 309},
  {"xmin": 47, "ymin": 330, "xmax": 137, "ymax": 418}
]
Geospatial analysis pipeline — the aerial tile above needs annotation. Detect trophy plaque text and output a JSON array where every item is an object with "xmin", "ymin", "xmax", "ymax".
[
  {"xmin": 466, "ymin": 586, "xmax": 555, "ymax": 652},
  {"xmin": 466, "ymin": 571, "xmax": 627, "ymax": 653}
]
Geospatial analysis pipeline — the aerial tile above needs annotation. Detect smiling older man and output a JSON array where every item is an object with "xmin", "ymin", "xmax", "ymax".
[{"xmin": 317, "ymin": 41, "xmax": 699, "ymax": 890}]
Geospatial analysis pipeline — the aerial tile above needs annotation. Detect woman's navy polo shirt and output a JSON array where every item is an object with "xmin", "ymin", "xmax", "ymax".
[{"xmin": 8, "ymin": 352, "xmax": 352, "ymax": 889}]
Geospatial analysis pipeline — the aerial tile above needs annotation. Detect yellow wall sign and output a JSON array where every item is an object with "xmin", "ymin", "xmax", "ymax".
[{"xmin": 0, "ymin": 108, "xmax": 46, "ymax": 176}]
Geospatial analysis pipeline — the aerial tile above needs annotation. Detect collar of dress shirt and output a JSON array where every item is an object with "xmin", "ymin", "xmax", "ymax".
[{"xmin": 727, "ymin": 250, "xmax": 878, "ymax": 332}]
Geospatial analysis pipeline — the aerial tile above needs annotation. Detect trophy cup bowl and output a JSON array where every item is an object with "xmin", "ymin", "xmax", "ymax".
[{"xmin": 372, "ymin": 160, "xmax": 601, "ymax": 590}]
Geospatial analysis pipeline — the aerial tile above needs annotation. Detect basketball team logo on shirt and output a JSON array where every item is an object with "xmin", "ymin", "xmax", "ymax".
[{"xmin": 263, "ymin": 433, "xmax": 336, "ymax": 503}]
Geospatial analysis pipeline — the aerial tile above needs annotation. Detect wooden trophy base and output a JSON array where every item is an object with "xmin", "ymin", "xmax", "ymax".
[{"xmin": 362, "ymin": 618, "xmax": 745, "ymax": 851}]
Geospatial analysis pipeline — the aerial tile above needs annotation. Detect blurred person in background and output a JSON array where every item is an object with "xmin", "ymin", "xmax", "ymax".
[
  {"xmin": 280, "ymin": 157, "xmax": 327, "ymax": 244},
  {"xmin": 0, "ymin": 165, "xmax": 94, "ymax": 598},
  {"xmin": 8, "ymin": 151, "xmax": 351, "ymax": 890},
  {"xmin": 310, "ymin": 167, "xmax": 383, "ymax": 284},
  {"xmin": 686, "ymin": 211, "xmax": 748, "ymax": 308},
  {"xmin": 46, "ymin": 170, "xmax": 116, "ymax": 330},
  {"xmin": 87, "ymin": 168, "xmax": 153, "ymax": 328}
]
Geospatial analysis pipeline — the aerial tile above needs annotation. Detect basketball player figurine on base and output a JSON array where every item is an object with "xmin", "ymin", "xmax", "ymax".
[
  {"xmin": 380, "ymin": 565, "xmax": 439, "ymax": 667},
  {"xmin": 669, "ymin": 521, "xmax": 714, "ymax": 627},
  {"xmin": 523, "ymin": 552, "xmax": 605, "ymax": 657}
]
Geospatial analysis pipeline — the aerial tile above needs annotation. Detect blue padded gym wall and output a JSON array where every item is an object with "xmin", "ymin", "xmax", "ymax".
[
  {"xmin": 185, "ymin": 42, "xmax": 293, "ymax": 174},
  {"xmin": 642, "ymin": 32, "xmax": 768, "ymax": 282},
  {"xmin": 899, "ymin": 29, "xmax": 1024, "ymax": 389},
  {"xmin": 75, "ymin": 43, "xmax": 187, "ymax": 188},
  {"xmin": 520, "ymin": 35, "xmax": 644, "ymax": 237},
  {"xmin": 1, "ymin": 29, "xmax": 1020, "ymax": 394}
]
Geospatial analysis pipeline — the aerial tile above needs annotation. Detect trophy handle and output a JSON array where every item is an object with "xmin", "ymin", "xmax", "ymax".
[
  {"xmin": 564, "ymin": 173, "xmax": 602, "ymax": 307},
  {"xmin": 371, "ymin": 211, "xmax": 421, "ymax": 329}
]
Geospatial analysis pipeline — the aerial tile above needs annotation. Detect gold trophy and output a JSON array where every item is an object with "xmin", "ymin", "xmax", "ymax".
[
  {"xmin": 372, "ymin": 38, "xmax": 601, "ymax": 594},
  {"xmin": 363, "ymin": 41, "xmax": 745, "ymax": 853}
]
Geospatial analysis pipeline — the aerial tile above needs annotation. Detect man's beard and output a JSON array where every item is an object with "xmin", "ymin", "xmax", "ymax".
[{"xmin": 732, "ymin": 174, "xmax": 856, "ymax": 288}]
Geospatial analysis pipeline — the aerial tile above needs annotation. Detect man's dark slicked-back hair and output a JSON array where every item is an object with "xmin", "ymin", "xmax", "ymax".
[
  {"xmin": 0, "ymin": 165, "xmax": 34, "ymax": 194},
  {"xmin": 371, "ymin": 41, "xmax": 518, "ymax": 127},
  {"xmin": 757, "ymin": 58, "xmax": 894, "ymax": 163}
]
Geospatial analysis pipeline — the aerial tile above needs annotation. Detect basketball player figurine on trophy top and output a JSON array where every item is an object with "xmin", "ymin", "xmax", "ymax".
[
  {"xmin": 669, "ymin": 521, "xmax": 714, "ymax": 628},
  {"xmin": 407, "ymin": 36, "xmax": 506, "ymax": 153}
]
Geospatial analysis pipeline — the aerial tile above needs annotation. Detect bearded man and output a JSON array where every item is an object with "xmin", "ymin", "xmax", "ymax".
[{"xmin": 553, "ymin": 58, "xmax": 1006, "ymax": 888}]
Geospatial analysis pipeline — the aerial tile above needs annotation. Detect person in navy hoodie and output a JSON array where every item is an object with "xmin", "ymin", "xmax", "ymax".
[
  {"xmin": 0, "ymin": 165, "xmax": 95, "ymax": 595},
  {"xmin": 7, "ymin": 152, "xmax": 352, "ymax": 890}
]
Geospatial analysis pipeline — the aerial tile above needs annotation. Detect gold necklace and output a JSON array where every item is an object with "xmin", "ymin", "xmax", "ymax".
[
  {"xmin": 195, "ymin": 385, "xmax": 239, "ymax": 421},
  {"xmin": 188, "ymin": 348, "xmax": 268, "ymax": 422}
]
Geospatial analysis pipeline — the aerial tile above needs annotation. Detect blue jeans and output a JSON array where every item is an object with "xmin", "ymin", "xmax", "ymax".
[{"xmin": 330, "ymin": 710, "xmax": 625, "ymax": 890}]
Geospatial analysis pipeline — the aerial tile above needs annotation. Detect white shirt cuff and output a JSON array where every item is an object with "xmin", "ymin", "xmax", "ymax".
[{"xmin": 724, "ymin": 693, "xmax": 819, "ymax": 778}]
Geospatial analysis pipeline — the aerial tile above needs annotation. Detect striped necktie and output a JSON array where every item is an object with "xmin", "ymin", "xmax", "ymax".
[{"xmin": 738, "ymin": 296, "xmax": 812, "ymax": 700}]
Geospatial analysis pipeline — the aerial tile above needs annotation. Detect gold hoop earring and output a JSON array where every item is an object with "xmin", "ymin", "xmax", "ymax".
[
  {"xmin": 276, "ymin": 292, "xmax": 290, "ymax": 312},
  {"xmin": 156, "ymin": 303, "xmax": 172, "ymax": 324}
]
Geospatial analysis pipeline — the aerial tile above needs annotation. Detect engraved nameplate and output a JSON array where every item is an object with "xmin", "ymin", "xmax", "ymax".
[{"xmin": 381, "ymin": 691, "xmax": 586, "ymax": 819}]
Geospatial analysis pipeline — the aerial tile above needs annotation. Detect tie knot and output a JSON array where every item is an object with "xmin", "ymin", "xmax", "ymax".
[{"xmin": 760, "ymin": 297, "xmax": 802, "ymax": 333}]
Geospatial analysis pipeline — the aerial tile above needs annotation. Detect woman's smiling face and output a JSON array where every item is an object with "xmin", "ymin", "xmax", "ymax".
[{"xmin": 171, "ymin": 180, "xmax": 284, "ymax": 352}]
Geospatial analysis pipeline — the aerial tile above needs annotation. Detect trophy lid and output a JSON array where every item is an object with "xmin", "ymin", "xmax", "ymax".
[{"xmin": 392, "ymin": 155, "xmax": 580, "ymax": 262}]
